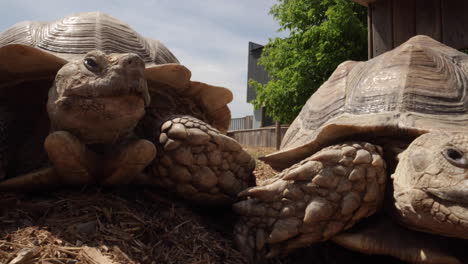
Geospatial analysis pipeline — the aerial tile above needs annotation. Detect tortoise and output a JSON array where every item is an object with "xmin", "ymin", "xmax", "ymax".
[
  {"xmin": 0, "ymin": 12, "xmax": 255, "ymax": 205},
  {"xmin": 233, "ymin": 35, "xmax": 468, "ymax": 263}
]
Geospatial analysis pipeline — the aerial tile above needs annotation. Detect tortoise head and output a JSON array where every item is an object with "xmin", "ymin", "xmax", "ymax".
[
  {"xmin": 47, "ymin": 50, "xmax": 150, "ymax": 144},
  {"xmin": 53, "ymin": 50, "xmax": 149, "ymax": 105},
  {"xmin": 393, "ymin": 131, "xmax": 468, "ymax": 238}
]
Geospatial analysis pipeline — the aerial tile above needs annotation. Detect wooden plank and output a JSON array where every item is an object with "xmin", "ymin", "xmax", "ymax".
[
  {"xmin": 275, "ymin": 121, "xmax": 281, "ymax": 150},
  {"xmin": 392, "ymin": 0, "xmax": 415, "ymax": 46},
  {"xmin": 415, "ymin": 0, "xmax": 441, "ymax": 41},
  {"xmin": 368, "ymin": 6, "xmax": 373, "ymax": 58},
  {"xmin": 371, "ymin": 0, "xmax": 393, "ymax": 56},
  {"xmin": 441, "ymin": 0, "xmax": 468, "ymax": 49},
  {"xmin": 353, "ymin": 0, "xmax": 378, "ymax": 6},
  {"xmin": 228, "ymin": 127, "xmax": 290, "ymax": 148}
]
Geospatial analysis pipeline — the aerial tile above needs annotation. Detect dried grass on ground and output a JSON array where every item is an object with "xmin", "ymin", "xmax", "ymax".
[
  {"xmin": 0, "ymin": 147, "xmax": 403, "ymax": 264},
  {"xmin": 241, "ymin": 146, "xmax": 277, "ymax": 184},
  {"xmin": 0, "ymin": 188, "xmax": 246, "ymax": 264}
]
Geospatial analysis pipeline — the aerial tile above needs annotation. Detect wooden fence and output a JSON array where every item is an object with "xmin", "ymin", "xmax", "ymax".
[
  {"xmin": 227, "ymin": 126, "xmax": 289, "ymax": 148},
  {"xmin": 229, "ymin": 116, "xmax": 253, "ymax": 131}
]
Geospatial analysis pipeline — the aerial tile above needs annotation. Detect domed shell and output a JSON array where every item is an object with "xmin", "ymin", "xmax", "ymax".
[
  {"xmin": 0, "ymin": 12, "xmax": 232, "ymax": 132},
  {"xmin": 263, "ymin": 36, "xmax": 468, "ymax": 170},
  {"xmin": 0, "ymin": 11, "xmax": 178, "ymax": 65}
]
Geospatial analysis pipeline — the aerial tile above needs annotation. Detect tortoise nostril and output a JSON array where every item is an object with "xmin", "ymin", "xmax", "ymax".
[{"xmin": 120, "ymin": 54, "xmax": 142, "ymax": 68}]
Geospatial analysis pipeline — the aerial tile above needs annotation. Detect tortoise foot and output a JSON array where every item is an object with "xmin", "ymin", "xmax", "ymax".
[
  {"xmin": 150, "ymin": 115, "xmax": 255, "ymax": 205},
  {"xmin": 102, "ymin": 139, "xmax": 156, "ymax": 185},
  {"xmin": 44, "ymin": 131, "xmax": 96, "ymax": 185},
  {"xmin": 0, "ymin": 167, "xmax": 58, "ymax": 190},
  {"xmin": 233, "ymin": 141, "xmax": 386, "ymax": 260}
]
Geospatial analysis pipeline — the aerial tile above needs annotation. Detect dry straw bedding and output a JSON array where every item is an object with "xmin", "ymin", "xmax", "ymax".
[
  {"xmin": 0, "ymin": 187, "xmax": 246, "ymax": 264},
  {"xmin": 0, "ymin": 146, "xmax": 403, "ymax": 264}
]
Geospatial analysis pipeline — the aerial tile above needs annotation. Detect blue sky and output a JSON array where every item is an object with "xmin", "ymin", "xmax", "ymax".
[{"xmin": 0, "ymin": 0, "xmax": 287, "ymax": 118}]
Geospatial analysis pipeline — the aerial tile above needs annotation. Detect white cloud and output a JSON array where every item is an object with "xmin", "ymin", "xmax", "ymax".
[{"xmin": 0, "ymin": 0, "xmax": 287, "ymax": 117}]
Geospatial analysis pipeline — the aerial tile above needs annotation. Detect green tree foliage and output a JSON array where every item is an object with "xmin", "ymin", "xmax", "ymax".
[{"xmin": 251, "ymin": 0, "xmax": 367, "ymax": 123}]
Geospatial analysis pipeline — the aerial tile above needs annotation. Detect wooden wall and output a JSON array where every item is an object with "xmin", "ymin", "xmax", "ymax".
[
  {"xmin": 368, "ymin": 0, "xmax": 468, "ymax": 58},
  {"xmin": 228, "ymin": 126, "xmax": 289, "ymax": 148}
]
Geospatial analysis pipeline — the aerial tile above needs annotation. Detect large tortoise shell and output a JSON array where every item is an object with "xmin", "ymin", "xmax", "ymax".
[
  {"xmin": 263, "ymin": 36, "xmax": 468, "ymax": 170},
  {"xmin": 0, "ymin": 11, "xmax": 178, "ymax": 65}
]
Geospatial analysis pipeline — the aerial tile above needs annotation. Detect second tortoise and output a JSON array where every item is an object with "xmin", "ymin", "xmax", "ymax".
[{"xmin": 234, "ymin": 35, "xmax": 468, "ymax": 263}]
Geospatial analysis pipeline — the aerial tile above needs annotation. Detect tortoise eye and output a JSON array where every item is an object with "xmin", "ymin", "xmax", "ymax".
[
  {"xmin": 84, "ymin": 58, "xmax": 98, "ymax": 69},
  {"xmin": 443, "ymin": 148, "xmax": 468, "ymax": 168}
]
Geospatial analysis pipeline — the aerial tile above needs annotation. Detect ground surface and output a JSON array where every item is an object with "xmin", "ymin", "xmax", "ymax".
[
  {"xmin": 0, "ymin": 146, "xmax": 405, "ymax": 264},
  {"xmin": 0, "ymin": 188, "xmax": 245, "ymax": 264},
  {"xmin": 241, "ymin": 146, "xmax": 277, "ymax": 184}
]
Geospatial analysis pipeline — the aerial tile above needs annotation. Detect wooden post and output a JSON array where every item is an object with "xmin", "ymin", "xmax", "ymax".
[
  {"xmin": 275, "ymin": 121, "xmax": 281, "ymax": 150},
  {"xmin": 371, "ymin": 0, "xmax": 393, "ymax": 57},
  {"xmin": 261, "ymin": 107, "xmax": 266, "ymax": 127},
  {"xmin": 368, "ymin": 5, "xmax": 373, "ymax": 58}
]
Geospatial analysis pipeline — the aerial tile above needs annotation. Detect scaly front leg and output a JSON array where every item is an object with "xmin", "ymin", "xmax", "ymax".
[
  {"xmin": 101, "ymin": 139, "xmax": 156, "ymax": 185},
  {"xmin": 233, "ymin": 141, "xmax": 387, "ymax": 261},
  {"xmin": 44, "ymin": 131, "xmax": 97, "ymax": 185},
  {"xmin": 47, "ymin": 131, "xmax": 156, "ymax": 185},
  {"xmin": 0, "ymin": 130, "xmax": 96, "ymax": 189},
  {"xmin": 0, "ymin": 132, "xmax": 156, "ymax": 189},
  {"xmin": 148, "ymin": 115, "xmax": 256, "ymax": 205}
]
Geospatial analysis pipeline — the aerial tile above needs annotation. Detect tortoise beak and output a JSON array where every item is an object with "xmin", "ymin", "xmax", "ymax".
[
  {"xmin": 117, "ymin": 54, "xmax": 150, "ymax": 106},
  {"xmin": 425, "ymin": 180, "xmax": 468, "ymax": 205}
]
